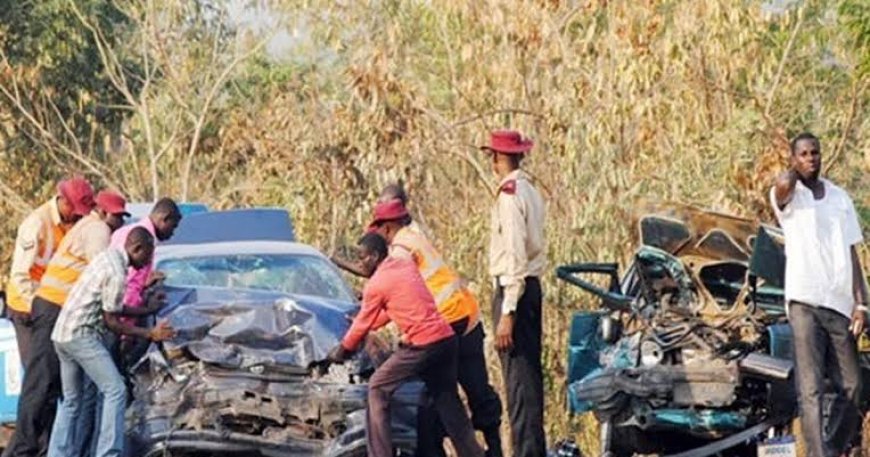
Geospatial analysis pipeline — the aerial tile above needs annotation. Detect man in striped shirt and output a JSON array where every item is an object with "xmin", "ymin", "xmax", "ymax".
[{"xmin": 47, "ymin": 227, "xmax": 174, "ymax": 457}]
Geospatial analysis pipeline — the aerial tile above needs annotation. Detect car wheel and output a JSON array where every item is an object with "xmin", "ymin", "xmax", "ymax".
[
  {"xmin": 603, "ymin": 425, "xmax": 718, "ymax": 457},
  {"xmin": 603, "ymin": 425, "xmax": 655, "ymax": 457}
]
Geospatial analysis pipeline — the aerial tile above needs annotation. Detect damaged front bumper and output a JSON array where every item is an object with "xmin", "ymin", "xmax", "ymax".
[
  {"xmin": 126, "ymin": 363, "xmax": 421, "ymax": 457},
  {"xmin": 124, "ymin": 289, "xmax": 422, "ymax": 457}
]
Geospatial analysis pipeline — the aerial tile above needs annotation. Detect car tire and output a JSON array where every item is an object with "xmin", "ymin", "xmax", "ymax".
[
  {"xmin": 604, "ymin": 425, "xmax": 720, "ymax": 457},
  {"xmin": 603, "ymin": 424, "xmax": 655, "ymax": 457}
]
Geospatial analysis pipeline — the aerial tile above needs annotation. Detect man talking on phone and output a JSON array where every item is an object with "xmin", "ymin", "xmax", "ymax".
[{"xmin": 771, "ymin": 132, "xmax": 868, "ymax": 457}]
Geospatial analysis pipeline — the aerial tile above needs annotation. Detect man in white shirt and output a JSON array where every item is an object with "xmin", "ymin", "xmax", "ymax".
[{"xmin": 771, "ymin": 132, "xmax": 868, "ymax": 457}]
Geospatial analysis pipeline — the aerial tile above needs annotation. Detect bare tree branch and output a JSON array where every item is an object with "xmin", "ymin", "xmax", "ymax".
[
  {"xmin": 67, "ymin": 1, "xmax": 136, "ymax": 105},
  {"xmin": 180, "ymin": 38, "xmax": 268, "ymax": 200},
  {"xmin": 0, "ymin": 180, "xmax": 34, "ymax": 216},
  {"xmin": 450, "ymin": 109, "xmax": 544, "ymax": 129},
  {"xmin": 825, "ymin": 79, "xmax": 867, "ymax": 174},
  {"xmin": 0, "ymin": 54, "xmax": 123, "ymax": 189},
  {"xmin": 764, "ymin": 7, "xmax": 804, "ymax": 117}
]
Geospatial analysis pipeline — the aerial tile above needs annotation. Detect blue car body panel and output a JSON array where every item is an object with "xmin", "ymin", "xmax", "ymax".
[
  {"xmin": 163, "ymin": 208, "xmax": 295, "ymax": 245},
  {"xmin": 567, "ymin": 312, "xmax": 604, "ymax": 414},
  {"xmin": 0, "ymin": 319, "xmax": 21, "ymax": 423}
]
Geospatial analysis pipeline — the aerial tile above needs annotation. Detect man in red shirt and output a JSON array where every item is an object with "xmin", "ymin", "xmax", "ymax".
[{"xmin": 327, "ymin": 233, "xmax": 483, "ymax": 457}]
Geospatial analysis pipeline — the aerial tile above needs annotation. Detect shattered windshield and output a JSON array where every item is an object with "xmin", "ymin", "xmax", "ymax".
[{"xmin": 159, "ymin": 254, "xmax": 355, "ymax": 302}]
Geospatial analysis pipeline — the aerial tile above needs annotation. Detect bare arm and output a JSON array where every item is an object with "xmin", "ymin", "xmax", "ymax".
[
  {"xmin": 104, "ymin": 313, "xmax": 174, "ymax": 341},
  {"xmin": 117, "ymin": 291, "xmax": 164, "ymax": 317},
  {"xmin": 331, "ymin": 255, "xmax": 371, "ymax": 278},
  {"xmin": 104, "ymin": 312, "xmax": 151, "ymax": 339},
  {"xmin": 117, "ymin": 305, "xmax": 158, "ymax": 317},
  {"xmin": 773, "ymin": 169, "xmax": 799, "ymax": 210}
]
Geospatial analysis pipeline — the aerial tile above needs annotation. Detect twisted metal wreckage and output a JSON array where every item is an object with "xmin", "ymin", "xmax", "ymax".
[
  {"xmin": 114, "ymin": 209, "xmax": 421, "ymax": 457},
  {"xmin": 108, "ymin": 204, "xmax": 867, "ymax": 457},
  {"xmin": 560, "ymin": 203, "xmax": 870, "ymax": 457},
  {"xmin": 125, "ymin": 287, "xmax": 421, "ymax": 457}
]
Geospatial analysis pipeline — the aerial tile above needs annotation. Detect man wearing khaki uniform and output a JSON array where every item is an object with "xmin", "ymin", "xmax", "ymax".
[
  {"xmin": 6, "ymin": 178, "xmax": 95, "ymax": 367},
  {"xmin": 4, "ymin": 177, "xmax": 95, "ymax": 457},
  {"xmin": 482, "ymin": 130, "xmax": 547, "ymax": 457}
]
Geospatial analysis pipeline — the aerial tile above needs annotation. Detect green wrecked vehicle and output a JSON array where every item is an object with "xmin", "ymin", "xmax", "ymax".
[{"xmin": 560, "ymin": 204, "xmax": 870, "ymax": 457}]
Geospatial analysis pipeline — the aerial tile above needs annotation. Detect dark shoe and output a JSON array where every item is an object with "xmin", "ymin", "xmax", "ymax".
[{"xmin": 483, "ymin": 428, "xmax": 503, "ymax": 457}]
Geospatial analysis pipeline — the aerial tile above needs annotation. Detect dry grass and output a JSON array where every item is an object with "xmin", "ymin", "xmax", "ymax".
[{"xmin": 1, "ymin": 0, "xmax": 869, "ymax": 455}]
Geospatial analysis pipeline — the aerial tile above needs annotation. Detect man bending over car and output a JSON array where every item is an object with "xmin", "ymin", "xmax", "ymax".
[{"xmin": 326, "ymin": 233, "xmax": 483, "ymax": 457}]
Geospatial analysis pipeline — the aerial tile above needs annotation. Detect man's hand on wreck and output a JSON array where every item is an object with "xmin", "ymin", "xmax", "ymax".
[
  {"xmin": 146, "ymin": 270, "xmax": 166, "ymax": 287},
  {"xmin": 149, "ymin": 320, "xmax": 176, "ymax": 342},
  {"xmin": 327, "ymin": 344, "xmax": 351, "ymax": 365},
  {"xmin": 308, "ymin": 345, "xmax": 349, "ymax": 376},
  {"xmin": 495, "ymin": 313, "xmax": 515, "ymax": 352},
  {"xmin": 850, "ymin": 308, "xmax": 866, "ymax": 337}
]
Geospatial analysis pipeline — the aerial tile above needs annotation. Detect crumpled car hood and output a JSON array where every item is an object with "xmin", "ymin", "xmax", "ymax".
[
  {"xmin": 126, "ymin": 286, "xmax": 419, "ymax": 457},
  {"xmin": 158, "ymin": 286, "xmax": 357, "ymax": 373}
]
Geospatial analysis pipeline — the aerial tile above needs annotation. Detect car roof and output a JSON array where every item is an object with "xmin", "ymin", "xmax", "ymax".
[
  {"xmin": 163, "ymin": 208, "xmax": 295, "ymax": 245},
  {"xmin": 156, "ymin": 240, "xmax": 325, "ymax": 262}
]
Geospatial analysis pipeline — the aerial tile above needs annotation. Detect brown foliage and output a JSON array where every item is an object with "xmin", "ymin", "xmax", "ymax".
[{"xmin": 1, "ymin": 0, "xmax": 869, "ymax": 454}]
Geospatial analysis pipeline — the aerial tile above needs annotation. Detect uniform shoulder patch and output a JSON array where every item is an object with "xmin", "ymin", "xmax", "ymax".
[{"xmin": 499, "ymin": 180, "xmax": 517, "ymax": 195}]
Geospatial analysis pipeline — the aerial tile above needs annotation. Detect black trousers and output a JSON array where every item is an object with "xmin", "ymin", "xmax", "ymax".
[
  {"xmin": 417, "ymin": 320, "xmax": 504, "ymax": 457},
  {"xmin": 106, "ymin": 332, "xmax": 148, "ymax": 392},
  {"xmin": 367, "ymin": 335, "xmax": 482, "ymax": 457},
  {"xmin": 9, "ymin": 310, "xmax": 34, "ymax": 370},
  {"xmin": 493, "ymin": 278, "xmax": 545, "ymax": 457},
  {"xmin": 8, "ymin": 297, "xmax": 62, "ymax": 457},
  {"xmin": 790, "ymin": 302, "xmax": 862, "ymax": 457}
]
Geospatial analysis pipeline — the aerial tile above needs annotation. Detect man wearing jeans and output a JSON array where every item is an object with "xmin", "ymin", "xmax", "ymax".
[
  {"xmin": 47, "ymin": 228, "xmax": 174, "ymax": 457},
  {"xmin": 108, "ymin": 198, "xmax": 182, "ymax": 368},
  {"xmin": 771, "ymin": 132, "xmax": 868, "ymax": 457}
]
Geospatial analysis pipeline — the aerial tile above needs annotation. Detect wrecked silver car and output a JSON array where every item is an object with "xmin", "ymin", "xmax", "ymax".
[
  {"xmin": 560, "ymin": 204, "xmax": 804, "ymax": 457},
  {"xmin": 123, "ymin": 210, "xmax": 421, "ymax": 457}
]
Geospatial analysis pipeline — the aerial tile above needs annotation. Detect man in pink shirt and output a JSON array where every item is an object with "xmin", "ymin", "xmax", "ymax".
[
  {"xmin": 327, "ymin": 233, "xmax": 483, "ymax": 457},
  {"xmin": 73, "ymin": 199, "xmax": 182, "ymax": 456},
  {"xmin": 109, "ymin": 198, "xmax": 182, "ymax": 309}
]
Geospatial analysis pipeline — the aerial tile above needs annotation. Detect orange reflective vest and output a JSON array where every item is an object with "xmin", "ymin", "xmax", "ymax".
[
  {"xmin": 36, "ymin": 214, "xmax": 110, "ymax": 306},
  {"xmin": 6, "ymin": 200, "xmax": 68, "ymax": 313},
  {"xmin": 391, "ymin": 226, "xmax": 480, "ymax": 331}
]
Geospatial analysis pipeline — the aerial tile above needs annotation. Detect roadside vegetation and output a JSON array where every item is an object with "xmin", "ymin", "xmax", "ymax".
[{"xmin": 1, "ymin": 1, "xmax": 868, "ymax": 454}]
